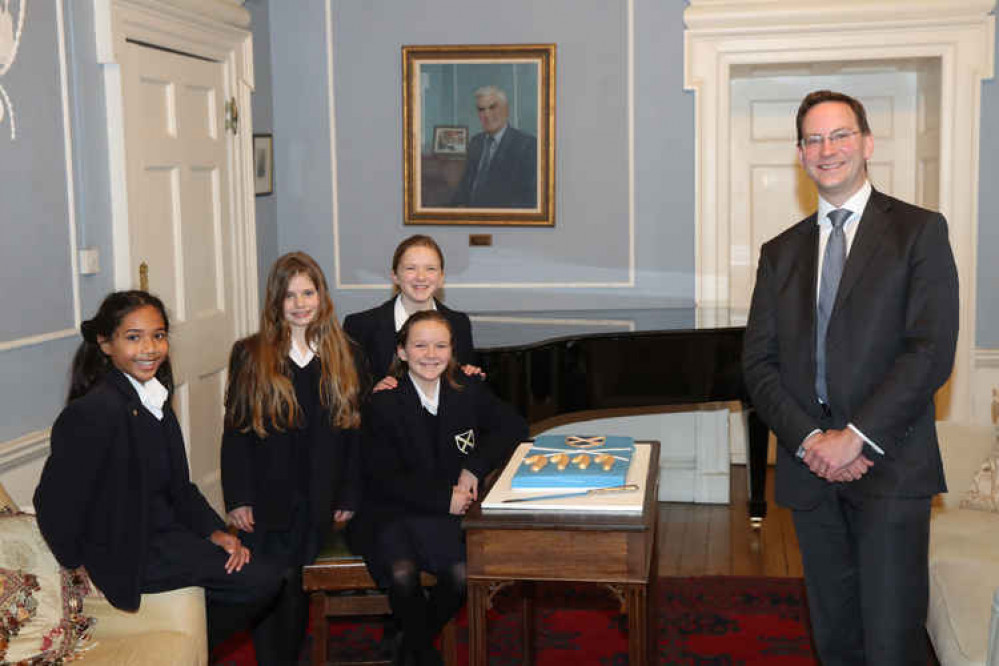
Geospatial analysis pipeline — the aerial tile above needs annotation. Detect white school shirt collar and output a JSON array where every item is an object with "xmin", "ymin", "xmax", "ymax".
[
  {"xmin": 408, "ymin": 373, "xmax": 440, "ymax": 416},
  {"xmin": 124, "ymin": 372, "xmax": 169, "ymax": 421},
  {"xmin": 289, "ymin": 339, "xmax": 317, "ymax": 368},
  {"xmin": 393, "ymin": 294, "xmax": 437, "ymax": 332}
]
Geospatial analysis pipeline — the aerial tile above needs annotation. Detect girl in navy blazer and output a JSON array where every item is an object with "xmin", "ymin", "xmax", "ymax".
[
  {"xmin": 222, "ymin": 252, "xmax": 362, "ymax": 663},
  {"xmin": 34, "ymin": 291, "xmax": 282, "ymax": 659},
  {"xmin": 350, "ymin": 310, "xmax": 527, "ymax": 666},
  {"xmin": 343, "ymin": 234, "xmax": 481, "ymax": 394}
]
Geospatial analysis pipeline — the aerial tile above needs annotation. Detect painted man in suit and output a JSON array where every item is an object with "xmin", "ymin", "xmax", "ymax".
[
  {"xmin": 451, "ymin": 85, "xmax": 537, "ymax": 208},
  {"xmin": 743, "ymin": 90, "xmax": 959, "ymax": 665}
]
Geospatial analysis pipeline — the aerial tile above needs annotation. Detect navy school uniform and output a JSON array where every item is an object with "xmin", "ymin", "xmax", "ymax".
[
  {"xmin": 342, "ymin": 297, "xmax": 475, "ymax": 392},
  {"xmin": 221, "ymin": 337, "xmax": 360, "ymax": 564},
  {"xmin": 349, "ymin": 373, "xmax": 527, "ymax": 587},
  {"xmin": 33, "ymin": 370, "xmax": 281, "ymax": 647},
  {"xmin": 221, "ymin": 337, "xmax": 360, "ymax": 661}
]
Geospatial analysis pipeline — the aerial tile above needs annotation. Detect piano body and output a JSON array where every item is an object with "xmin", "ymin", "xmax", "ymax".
[{"xmin": 472, "ymin": 308, "xmax": 770, "ymax": 525}]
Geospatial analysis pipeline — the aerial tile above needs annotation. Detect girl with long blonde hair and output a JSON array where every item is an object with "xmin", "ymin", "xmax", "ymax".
[{"xmin": 222, "ymin": 251, "xmax": 361, "ymax": 663}]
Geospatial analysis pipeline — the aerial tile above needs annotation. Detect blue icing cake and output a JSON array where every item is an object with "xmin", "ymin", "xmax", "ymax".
[{"xmin": 510, "ymin": 435, "xmax": 635, "ymax": 490}]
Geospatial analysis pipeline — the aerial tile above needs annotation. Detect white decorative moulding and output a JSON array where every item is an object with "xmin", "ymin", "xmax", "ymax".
[
  {"xmin": 684, "ymin": 0, "xmax": 996, "ymax": 423},
  {"xmin": 684, "ymin": 0, "xmax": 996, "ymax": 30},
  {"xmin": 0, "ymin": 0, "xmax": 26, "ymax": 140}
]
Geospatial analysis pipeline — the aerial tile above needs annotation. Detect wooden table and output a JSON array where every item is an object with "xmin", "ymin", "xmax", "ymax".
[{"xmin": 463, "ymin": 441, "xmax": 660, "ymax": 665}]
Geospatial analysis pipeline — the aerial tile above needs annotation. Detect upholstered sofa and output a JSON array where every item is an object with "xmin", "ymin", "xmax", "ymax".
[
  {"xmin": 0, "ymin": 481, "xmax": 208, "ymax": 665},
  {"xmin": 928, "ymin": 421, "xmax": 999, "ymax": 666}
]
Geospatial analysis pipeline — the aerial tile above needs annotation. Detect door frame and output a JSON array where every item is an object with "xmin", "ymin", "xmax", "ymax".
[
  {"xmin": 96, "ymin": 0, "xmax": 259, "ymax": 336},
  {"xmin": 684, "ymin": 0, "xmax": 997, "ymax": 423}
]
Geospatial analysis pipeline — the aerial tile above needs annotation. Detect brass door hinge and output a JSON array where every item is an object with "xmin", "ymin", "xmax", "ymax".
[{"xmin": 225, "ymin": 97, "xmax": 239, "ymax": 135}]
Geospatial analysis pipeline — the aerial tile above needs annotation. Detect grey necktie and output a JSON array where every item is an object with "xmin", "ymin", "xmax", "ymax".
[
  {"xmin": 471, "ymin": 136, "xmax": 495, "ymax": 197},
  {"xmin": 815, "ymin": 208, "xmax": 851, "ymax": 404}
]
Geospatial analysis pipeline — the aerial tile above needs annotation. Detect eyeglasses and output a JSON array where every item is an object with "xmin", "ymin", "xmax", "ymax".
[{"xmin": 800, "ymin": 129, "xmax": 860, "ymax": 151}]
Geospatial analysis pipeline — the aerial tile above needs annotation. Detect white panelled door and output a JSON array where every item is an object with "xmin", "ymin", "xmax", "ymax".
[
  {"xmin": 121, "ymin": 41, "xmax": 235, "ymax": 508},
  {"xmin": 729, "ymin": 72, "xmax": 919, "ymax": 311}
]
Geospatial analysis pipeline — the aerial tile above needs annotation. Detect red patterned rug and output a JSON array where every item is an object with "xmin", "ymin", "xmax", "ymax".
[{"xmin": 214, "ymin": 576, "xmax": 818, "ymax": 665}]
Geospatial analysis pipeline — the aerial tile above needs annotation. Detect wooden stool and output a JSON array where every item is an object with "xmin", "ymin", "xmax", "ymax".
[{"xmin": 303, "ymin": 528, "xmax": 458, "ymax": 666}]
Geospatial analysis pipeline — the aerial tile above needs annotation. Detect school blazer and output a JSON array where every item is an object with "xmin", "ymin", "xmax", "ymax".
[
  {"xmin": 342, "ymin": 298, "xmax": 475, "ymax": 388},
  {"xmin": 34, "ymin": 370, "xmax": 224, "ymax": 611},
  {"xmin": 220, "ymin": 338, "xmax": 360, "ymax": 549},
  {"xmin": 353, "ymin": 375, "xmax": 527, "ymax": 534},
  {"xmin": 742, "ymin": 189, "xmax": 959, "ymax": 508}
]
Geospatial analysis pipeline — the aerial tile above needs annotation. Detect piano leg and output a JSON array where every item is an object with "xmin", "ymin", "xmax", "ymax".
[{"xmin": 746, "ymin": 407, "xmax": 769, "ymax": 528}]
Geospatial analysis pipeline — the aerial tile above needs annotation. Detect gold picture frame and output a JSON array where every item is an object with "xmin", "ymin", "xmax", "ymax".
[{"xmin": 402, "ymin": 44, "xmax": 556, "ymax": 226}]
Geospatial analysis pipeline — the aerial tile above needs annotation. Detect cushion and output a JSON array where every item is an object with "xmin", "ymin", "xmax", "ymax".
[
  {"xmin": 927, "ymin": 558, "xmax": 998, "ymax": 666},
  {"xmin": 961, "ymin": 455, "xmax": 999, "ymax": 512},
  {"xmin": 0, "ymin": 512, "xmax": 95, "ymax": 664}
]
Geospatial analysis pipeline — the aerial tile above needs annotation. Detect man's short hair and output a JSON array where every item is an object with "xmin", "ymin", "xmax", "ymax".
[
  {"xmin": 474, "ymin": 85, "xmax": 508, "ymax": 106},
  {"xmin": 796, "ymin": 90, "xmax": 871, "ymax": 145}
]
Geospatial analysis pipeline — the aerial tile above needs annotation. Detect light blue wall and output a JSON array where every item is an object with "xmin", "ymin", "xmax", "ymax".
[
  {"xmin": 246, "ymin": 0, "xmax": 278, "ymax": 302},
  {"xmin": 978, "ymin": 16, "xmax": 999, "ymax": 348},
  {"xmin": 271, "ymin": 0, "xmax": 694, "ymax": 320},
  {"xmin": 0, "ymin": 0, "xmax": 113, "ymax": 442}
]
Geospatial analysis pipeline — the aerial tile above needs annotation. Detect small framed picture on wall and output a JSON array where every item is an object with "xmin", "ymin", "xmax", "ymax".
[
  {"xmin": 432, "ymin": 126, "xmax": 469, "ymax": 156},
  {"xmin": 253, "ymin": 133, "xmax": 274, "ymax": 196}
]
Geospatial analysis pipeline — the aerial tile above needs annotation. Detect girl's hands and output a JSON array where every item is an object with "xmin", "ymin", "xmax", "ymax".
[
  {"xmin": 461, "ymin": 364, "xmax": 485, "ymax": 380},
  {"xmin": 209, "ymin": 530, "xmax": 251, "ymax": 574},
  {"xmin": 373, "ymin": 375, "xmax": 399, "ymax": 392},
  {"xmin": 449, "ymin": 487, "xmax": 474, "ymax": 515},
  {"xmin": 227, "ymin": 505, "xmax": 254, "ymax": 533},
  {"xmin": 456, "ymin": 469, "xmax": 479, "ymax": 501},
  {"xmin": 333, "ymin": 509, "xmax": 354, "ymax": 523}
]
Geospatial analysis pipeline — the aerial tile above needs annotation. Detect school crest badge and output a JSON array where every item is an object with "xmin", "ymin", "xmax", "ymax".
[{"xmin": 454, "ymin": 429, "xmax": 475, "ymax": 454}]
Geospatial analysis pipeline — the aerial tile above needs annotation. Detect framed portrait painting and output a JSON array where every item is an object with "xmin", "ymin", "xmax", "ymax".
[{"xmin": 403, "ymin": 44, "xmax": 556, "ymax": 226}]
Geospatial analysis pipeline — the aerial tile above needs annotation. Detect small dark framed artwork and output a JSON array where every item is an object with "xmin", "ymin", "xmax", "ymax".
[
  {"xmin": 432, "ymin": 126, "xmax": 469, "ymax": 156},
  {"xmin": 253, "ymin": 133, "xmax": 274, "ymax": 196}
]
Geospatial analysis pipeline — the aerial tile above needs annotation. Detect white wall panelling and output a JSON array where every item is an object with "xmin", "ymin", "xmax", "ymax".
[{"xmin": 0, "ymin": 0, "xmax": 80, "ymax": 353}]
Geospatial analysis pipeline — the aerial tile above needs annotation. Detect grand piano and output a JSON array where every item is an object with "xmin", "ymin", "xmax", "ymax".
[{"xmin": 471, "ymin": 307, "xmax": 770, "ymax": 525}]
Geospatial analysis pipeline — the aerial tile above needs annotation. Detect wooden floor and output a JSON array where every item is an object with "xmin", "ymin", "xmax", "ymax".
[
  {"xmin": 657, "ymin": 465, "xmax": 803, "ymax": 577},
  {"xmin": 660, "ymin": 465, "xmax": 941, "ymax": 664}
]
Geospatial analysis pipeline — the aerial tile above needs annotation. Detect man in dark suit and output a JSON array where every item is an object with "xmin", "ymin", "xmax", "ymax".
[
  {"xmin": 451, "ymin": 85, "xmax": 537, "ymax": 208},
  {"xmin": 742, "ymin": 90, "xmax": 959, "ymax": 666}
]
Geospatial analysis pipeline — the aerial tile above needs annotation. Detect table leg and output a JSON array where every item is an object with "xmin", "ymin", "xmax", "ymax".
[
  {"xmin": 468, "ymin": 581, "xmax": 489, "ymax": 666},
  {"xmin": 626, "ymin": 583, "xmax": 648, "ymax": 666},
  {"xmin": 309, "ymin": 592, "xmax": 327, "ymax": 666},
  {"xmin": 521, "ymin": 581, "xmax": 534, "ymax": 666},
  {"xmin": 746, "ymin": 405, "xmax": 770, "ymax": 527},
  {"xmin": 646, "ymin": 574, "xmax": 657, "ymax": 663}
]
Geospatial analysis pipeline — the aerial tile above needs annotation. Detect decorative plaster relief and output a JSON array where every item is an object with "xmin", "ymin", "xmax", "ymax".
[{"xmin": 0, "ymin": 0, "xmax": 25, "ymax": 140}]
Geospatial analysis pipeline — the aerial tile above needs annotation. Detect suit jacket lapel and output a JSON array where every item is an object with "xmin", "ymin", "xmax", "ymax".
[
  {"xmin": 834, "ymin": 190, "xmax": 891, "ymax": 311},
  {"xmin": 796, "ymin": 216, "xmax": 820, "ymax": 343}
]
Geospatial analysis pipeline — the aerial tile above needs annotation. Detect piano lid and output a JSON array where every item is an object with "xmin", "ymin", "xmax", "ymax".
[{"xmin": 469, "ymin": 307, "xmax": 749, "ymax": 350}]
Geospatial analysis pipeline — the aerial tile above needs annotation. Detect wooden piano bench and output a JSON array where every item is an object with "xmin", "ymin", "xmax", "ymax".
[{"xmin": 302, "ymin": 528, "xmax": 458, "ymax": 666}]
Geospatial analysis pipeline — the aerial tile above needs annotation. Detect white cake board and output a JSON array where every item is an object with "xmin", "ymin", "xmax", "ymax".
[{"xmin": 481, "ymin": 442, "xmax": 651, "ymax": 513}]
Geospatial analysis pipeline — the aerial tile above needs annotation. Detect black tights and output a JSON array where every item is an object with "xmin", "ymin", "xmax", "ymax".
[{"xmin": 387, "ymin": 559, "xmax": 465, "ymax": 665}]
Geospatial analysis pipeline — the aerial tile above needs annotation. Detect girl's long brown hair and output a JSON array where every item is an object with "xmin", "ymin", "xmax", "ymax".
[{"xmin": 225, "ymin": 252, "xmax": 360, "ymax": 437}]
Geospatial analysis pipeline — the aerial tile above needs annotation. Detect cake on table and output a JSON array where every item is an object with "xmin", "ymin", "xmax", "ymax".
[{"xmin": 509, "ymin": 435, "xmax": 635, "ymax": 491}]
